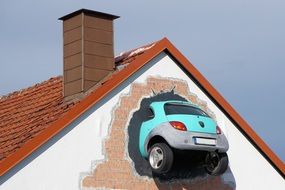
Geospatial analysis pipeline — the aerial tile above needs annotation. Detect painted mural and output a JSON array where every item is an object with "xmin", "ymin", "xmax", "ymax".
[{"xmin": 81, "ymin": 76, "xmax": 235, "ymax": 189}]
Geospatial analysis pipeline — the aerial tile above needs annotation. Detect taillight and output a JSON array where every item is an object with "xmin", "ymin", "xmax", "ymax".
[
  {"xmin": 216, "ymin": 126, "xmax": 222, "ymax": 134},
  {"xmin": 170, "ymin": 121, "xmax": 187, "ymax": 131}
]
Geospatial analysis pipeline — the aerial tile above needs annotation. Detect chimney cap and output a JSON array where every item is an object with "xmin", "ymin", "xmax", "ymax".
[{"xmin": 59, "ymin": 8, "xmax": 120, "ymax": 21}]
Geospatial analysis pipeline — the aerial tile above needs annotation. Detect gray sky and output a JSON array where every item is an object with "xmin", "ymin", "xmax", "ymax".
[{"xmin": 1, "ymin": 1, "xmax": 284, "ymax": 162}]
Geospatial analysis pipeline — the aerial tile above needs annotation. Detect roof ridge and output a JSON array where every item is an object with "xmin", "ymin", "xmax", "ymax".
[
  {"xmin": 0, "ymin": 38, "xmax": 284, "ymax": 178},
  {"xmin": 0, "ymin": 38, "xmax": 285, "ymax": 178}
]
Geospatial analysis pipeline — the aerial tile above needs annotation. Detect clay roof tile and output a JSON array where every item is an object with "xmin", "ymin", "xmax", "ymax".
[{"xmin": 0, "ymin": 43, "xmax": 153, "ymax": 162}]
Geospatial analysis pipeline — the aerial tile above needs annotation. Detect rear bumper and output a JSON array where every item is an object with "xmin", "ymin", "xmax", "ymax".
[{"xmin": 144, "ymin": 123, "xmax": 229, "ymax": 156}]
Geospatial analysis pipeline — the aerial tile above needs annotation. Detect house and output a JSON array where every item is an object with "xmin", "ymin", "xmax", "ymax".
[{"xmin": 0, "ymin": 9, "xmax": 284, "ymax": 190}]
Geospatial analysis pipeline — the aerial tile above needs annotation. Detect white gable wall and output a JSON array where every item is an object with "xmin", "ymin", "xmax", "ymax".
[{"xmin": 1, "ymin": 52, "xmax": 284, "ymax": 189}]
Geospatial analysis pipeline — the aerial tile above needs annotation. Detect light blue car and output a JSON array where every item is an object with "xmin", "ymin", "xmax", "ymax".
[{"xmin": 139, "ymin": 100, "xmax": 229, "ymax": 175}]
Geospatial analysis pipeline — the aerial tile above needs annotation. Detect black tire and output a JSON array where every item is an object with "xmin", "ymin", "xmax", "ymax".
[
  {"xmin": 148, "ymin": 143, "xmax": 173, "ymax": 174},
  {"xmin": 204, "ymin": 152, "xmax": 228, "ymax": 176}
]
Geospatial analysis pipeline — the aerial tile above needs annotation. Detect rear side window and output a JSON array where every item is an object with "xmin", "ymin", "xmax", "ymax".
[
  {"xmin": 164, "ymin": 104, "xmax": 209, "ymax": 117},
  {"xmin": 146, "ymin": 108, "xmax": 155, "ymax": 119}
]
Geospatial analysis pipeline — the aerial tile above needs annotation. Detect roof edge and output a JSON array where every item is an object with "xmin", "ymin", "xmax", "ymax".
[
  {"xmin": 161, "ymin": 38, "xmax": 285, "ymax": 177},
  {"xmin": 0, "ymin": 38, "xmax": 165, "ymax": 176},
  {"xmin": 0, "ymin": 37, "xmax": 284, "ymax": 179}
]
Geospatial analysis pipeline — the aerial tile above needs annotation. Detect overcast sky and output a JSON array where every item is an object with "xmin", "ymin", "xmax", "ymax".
[{"xmin": 0, "ymin": 1, "xmax": 284, "ymax": 162}]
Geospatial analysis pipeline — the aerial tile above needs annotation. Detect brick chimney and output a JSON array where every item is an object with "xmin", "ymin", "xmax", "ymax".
[{"xmin": 59, "ymin": 9, "xmax": 119, "ymax": 99}]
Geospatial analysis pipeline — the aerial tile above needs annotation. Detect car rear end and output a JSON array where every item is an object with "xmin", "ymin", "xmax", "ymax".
[{"xmin": 162, "ymin": 102, "xmax": 228, "ymax": 153}]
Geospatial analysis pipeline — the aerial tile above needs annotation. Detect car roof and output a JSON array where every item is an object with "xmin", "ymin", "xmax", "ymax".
[{"xmin": 149, "ymin": 100, "xmax": 198, "ymax": 108}]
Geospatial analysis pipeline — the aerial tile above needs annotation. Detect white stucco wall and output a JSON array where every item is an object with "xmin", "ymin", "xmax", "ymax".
[{"xmin": 1, "ymin": 52, "xmax": 284, "ymax": 190}]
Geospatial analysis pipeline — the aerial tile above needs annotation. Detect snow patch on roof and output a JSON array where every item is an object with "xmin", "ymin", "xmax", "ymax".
[
  {"xmin": 115, "ymin": 43, "xmax": 155, "ymax": 65},
  {"xmin": 128, "ymin": 43, "xmax": 155, "ymax": 57}
]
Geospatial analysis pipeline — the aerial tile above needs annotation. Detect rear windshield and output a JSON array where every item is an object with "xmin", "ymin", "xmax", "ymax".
[{"xmin": 164, "ymin": 104, "xmax": 209, "ymax": 117}]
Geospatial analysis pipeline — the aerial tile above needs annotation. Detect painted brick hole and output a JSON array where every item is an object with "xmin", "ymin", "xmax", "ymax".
[{"xmin": 82, "ymin": 77, "xmax": 235, "ymax": 190}]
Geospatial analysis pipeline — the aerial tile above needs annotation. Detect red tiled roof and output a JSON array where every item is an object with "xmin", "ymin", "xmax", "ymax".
[
  {"xmin": 0, "ymin": 42, "xmax": 155, "ymax": 163},
  {"xmin": 0, "ymin": 77, "xmax": 76, "ymax": 161},
  {"xmin": 0, "ymin": 38, "xmax": 284, "ymax": 178}
]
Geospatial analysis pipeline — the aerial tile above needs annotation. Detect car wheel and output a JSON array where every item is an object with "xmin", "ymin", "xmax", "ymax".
[
  {"xmin": 148, "ymin": 143, "xmax": 173, "ymax": 174},
  {"xmin": 204, "ymin": 152, "xmax": 228, "ymax": 176}
]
